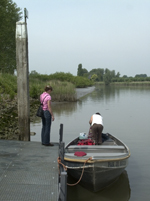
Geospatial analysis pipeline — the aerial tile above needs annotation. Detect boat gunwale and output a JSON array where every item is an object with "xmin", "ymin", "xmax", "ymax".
[
  {"xmin": 64, "ymin": 133, "xmax": 131, "ymax": 163},
  {"xmin": 64, "ymin": 151, "xmax": 130, "ymax": 163}
]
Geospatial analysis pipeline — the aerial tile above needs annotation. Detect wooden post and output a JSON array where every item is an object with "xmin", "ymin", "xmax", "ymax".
[{"xmin": 16, "ymin": 21, "xmax": 30, "ymax": 141}]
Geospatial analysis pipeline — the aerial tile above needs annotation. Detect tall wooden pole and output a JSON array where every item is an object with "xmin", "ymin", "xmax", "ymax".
[{"xmin": 16, "ymin": 17, "xmax": 30, "ymax": 141}]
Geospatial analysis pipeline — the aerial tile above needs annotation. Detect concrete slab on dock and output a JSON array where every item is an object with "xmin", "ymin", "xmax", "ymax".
[{"xmin": 0, "ymin": 140, "xmax": 59, "ymax": 201}]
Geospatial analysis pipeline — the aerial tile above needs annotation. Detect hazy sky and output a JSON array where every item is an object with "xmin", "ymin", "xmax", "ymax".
[{"xmin": 14, "ymin": 0, "xmax": 150, "ymax": 77}]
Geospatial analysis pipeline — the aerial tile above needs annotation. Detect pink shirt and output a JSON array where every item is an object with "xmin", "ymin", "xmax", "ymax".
[{"xmin": 40, "ymin": 92, "xmax": 51, "ymax": 111}]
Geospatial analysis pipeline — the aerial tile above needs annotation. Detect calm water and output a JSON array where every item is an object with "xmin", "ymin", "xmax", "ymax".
[{"xmin": 31, "ymin": 85, "xmax": 150, "ymax": 201}]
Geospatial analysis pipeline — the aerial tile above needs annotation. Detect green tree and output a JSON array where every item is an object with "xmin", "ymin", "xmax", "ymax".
[
  {"xmin": 111, "ymin": 70, "xmax": 115, "ymax": 78},
  {"xmin": 103, "ymin": 68, "xmax": 112, "ymax": 85},
  {"xmin": 77, "ymin": 64, "xmax": 88, "ymax": 76},
  {"xmin": 0, "ymin": 0, "xmax": 22, "ymax": 74},
  {"xmin": 88, "ymin": 68, "xmax": 104, "ymax": 81},
  {"xmin": 91, "ymin": 74, "xmax": 98, "ymax": 81},
  {"xmin": 82, "ymin": 68, "xmax": 88, "ymax": 75},
  {"xmin": 135, "ymin": 74, "xmax": 147, "ymax": 78},
  {"xmin": 77, "ymin": 64, "xmax": 83, "ymax": 76},
  {"xmin": 116, "ymin": 72, "xmax": 120, "ymax": 78},
  {"xmin": 30, "ymin": 70, "xmax": 39, "ymax": 75}
]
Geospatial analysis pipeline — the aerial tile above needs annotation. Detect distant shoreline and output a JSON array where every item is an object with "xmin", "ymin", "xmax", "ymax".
[
  {"xmin": 51, "ymin": 86, "xmax": 95, "ymax": 105},
  {"xmin": 96, "ymin": 81, "xmax": 150, "ymax": 86}
]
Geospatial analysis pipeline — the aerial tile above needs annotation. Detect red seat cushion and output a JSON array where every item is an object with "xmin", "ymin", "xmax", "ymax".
[
  {"xmin": 77, "ymin": 139, "xmax": 95, "ymax": 145},
  {"xmin": 74, "ymin": 151, "xmax": 87, "ymax": 157}
]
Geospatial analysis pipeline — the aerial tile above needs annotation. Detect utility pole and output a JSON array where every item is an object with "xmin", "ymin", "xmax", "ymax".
[{"xmin": 16, "ymin": 8, "xmax": 30, "ymax": 141}]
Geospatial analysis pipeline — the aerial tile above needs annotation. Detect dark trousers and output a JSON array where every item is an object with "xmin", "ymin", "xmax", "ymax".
[
  {"xmin": 91, "ymin": 124, "xmax": 103, "ymax": 145},
  {"xmin": 41, "ymin": 110, "xmax": 51, "ymax": 145}
]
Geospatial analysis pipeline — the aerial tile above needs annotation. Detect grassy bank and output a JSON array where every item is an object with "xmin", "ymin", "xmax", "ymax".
[
  {"xmin": 0, "ymin": 72, "xmax": 93, "ymax": 101},
  {"xmin": 0, "ymin": 73, "xmax": 17, "ymax": 100},
  {"xmin": 0, "ymin": 73, "xmax": 77, "ymax": 101}
]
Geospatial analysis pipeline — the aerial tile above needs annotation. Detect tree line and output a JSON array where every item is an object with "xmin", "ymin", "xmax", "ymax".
[
  {"xmin": 0, "ymin": 0, "xmax": 22, "ymax": 74},
  {"xmin": 77, "ymin": 64, "xmax": 150, "ymax": 85},
  {"xmin": 30, "ymin": 71, "xmax": 93, "ymax": 88}
]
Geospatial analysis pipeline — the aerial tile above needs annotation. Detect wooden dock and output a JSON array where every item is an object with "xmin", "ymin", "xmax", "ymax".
[{"xmin": 0, "ymin": 140, "xmax": 60, "ymax": 201}]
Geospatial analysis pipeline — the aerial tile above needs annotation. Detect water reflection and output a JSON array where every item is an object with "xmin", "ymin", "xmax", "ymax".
[
  {"xmin": 31, "ymin": 85, "xmax": 150, "ymax": 120},
  {"xmin": 52, "ymin": 102, "xmax": 78, "ymax": 115},
  {"xmin": 67, "ymin": 170, "xmax": 131, "ymax": 201},
  {"xmin": 32, "ymin": 102, "xmax": 78, "ymax": 124},
  {"xmin": 88, "ymin": 85, "xmax": 150, "ymax": 103},
  {"xmin": 81, "ymin": 85, "xmax": 119, "ymax": 103}
]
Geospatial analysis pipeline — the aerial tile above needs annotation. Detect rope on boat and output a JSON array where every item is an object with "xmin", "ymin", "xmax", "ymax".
[
  {"xmin": 57, "ymin": 157, "xmax": 92, "ymax": 186},
  {"xmin": 67, "ymin": 157, "xmax": 92, "ymax": 186},
  {"xmin": 57, "ymin": 157, "xmax": 67, "ymax": 171},
  {"xmin": 65, "ymin": 165, "xmax": 93, "ymax": 169}
]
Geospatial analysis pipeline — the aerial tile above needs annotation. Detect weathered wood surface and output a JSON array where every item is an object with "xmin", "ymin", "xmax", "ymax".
[{"xmin": 16, "ymin": 21, "xmax": 30, "ymax": 141}]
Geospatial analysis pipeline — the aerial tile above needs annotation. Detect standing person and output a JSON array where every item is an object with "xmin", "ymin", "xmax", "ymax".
[
  {"xmin": 89, "ymin": 112, "xmax": 103, "ymax": 145},
  {"xmin": 40, "ymin": 85, "xmax": 54, "ymax": 146}
]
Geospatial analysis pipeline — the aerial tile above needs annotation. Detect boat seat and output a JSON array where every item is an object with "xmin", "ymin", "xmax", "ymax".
[
  {"xmin": 67, "ymin": 145, "xmax": 125, "ymax": 150},
  {"xmin": 102, "ymin": 138, "xmax": 117, "ymax": 145},
  {"xmin": 65, "ymin": 152, "xmax": 128, "ymax": 159},
  {"xmin": 66, "ymin": 145, "xmax": 126, "ymax": 154}
]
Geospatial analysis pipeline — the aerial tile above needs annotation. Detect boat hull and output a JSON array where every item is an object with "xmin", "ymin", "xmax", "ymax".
[
  {"xmin": 67, "ymin": 170, "xmax": 131, "ymax": 201},
  {"xmin": 64, "ymin": 133, "xmax": 130, "ymax": 192},
  {"xmin": 66, "ymin": 159, "xmax": 128, "ymax": 192}
]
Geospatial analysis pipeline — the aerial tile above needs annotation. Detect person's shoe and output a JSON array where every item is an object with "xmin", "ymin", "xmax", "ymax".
[
  {"xmin": 49, "ymin": 143, "xmax": 54, "ymax": 146},
  {"xmin": 42, "ymin": 143, "xmax": 54, "ymax": 146}
]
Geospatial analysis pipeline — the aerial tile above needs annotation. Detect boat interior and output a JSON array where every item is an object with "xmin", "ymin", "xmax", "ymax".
[{"xmin": 65, "ymin": 134, "xmax": 128, "ymax": 155}]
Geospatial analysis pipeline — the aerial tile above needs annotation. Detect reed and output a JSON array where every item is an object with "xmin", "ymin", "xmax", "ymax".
[
  {"xmin": 30, "ymin": 77, "xmax": 76, "ymax": 101},
  {"xmin": 0, "ymin": 73, "xmax": 17, "ymax": 100},
  {"xmin": 42, "ymin": 80, "xmax": 76, "ymax": 101}
]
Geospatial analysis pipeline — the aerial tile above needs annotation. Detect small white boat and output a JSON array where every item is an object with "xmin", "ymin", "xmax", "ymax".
[{"xmin": 64, "ymin": 133, "xmax": 130, "ymax": 192}]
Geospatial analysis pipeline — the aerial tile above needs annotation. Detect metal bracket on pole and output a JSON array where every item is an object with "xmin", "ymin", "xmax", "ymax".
[
  {"xmin": 24, "ymin": 8, "xmax": 28, "ymax": 23},
  {"xmin": 59, "ymin": 124, "xmax": 63, "ymax": 144}
]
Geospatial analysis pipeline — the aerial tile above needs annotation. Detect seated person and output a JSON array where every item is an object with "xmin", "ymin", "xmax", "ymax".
[{"xmin": 89, "ymin": 112, "xmax": 104, "ymax": 145}]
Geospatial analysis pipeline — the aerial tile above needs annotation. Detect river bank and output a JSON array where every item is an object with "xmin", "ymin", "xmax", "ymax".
[{"xmin": 0, "ymin": 86, "xmax": 95, "ymax": 140}]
